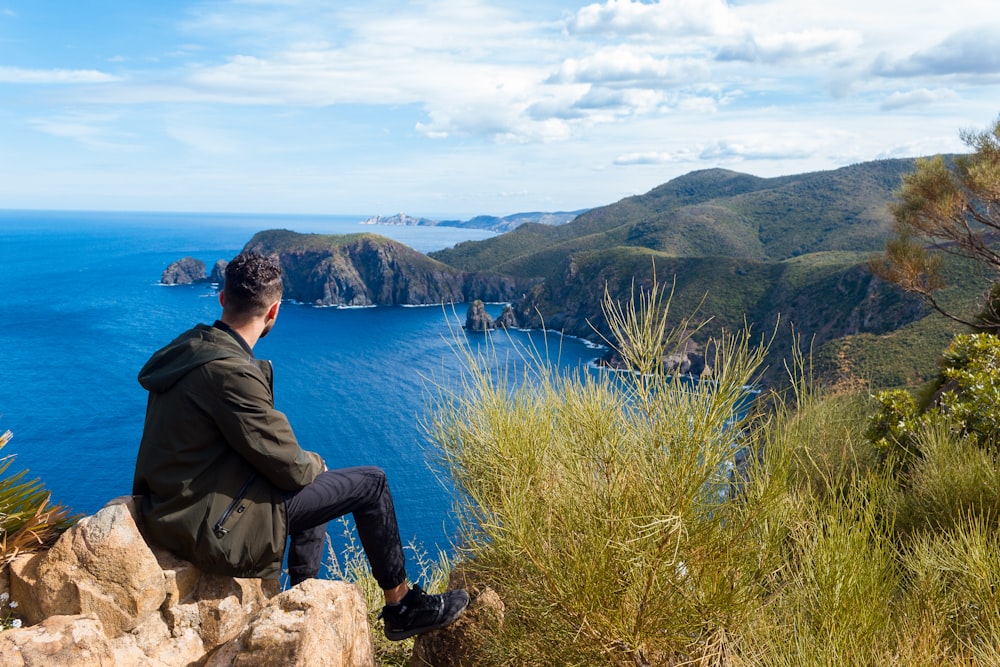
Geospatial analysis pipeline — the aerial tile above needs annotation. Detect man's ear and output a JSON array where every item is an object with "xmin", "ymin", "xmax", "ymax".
[
  {"xmin": 266, "ymin": 300, "xmax": 281, "ymax": 320},
  {"xmin": 218, "ymin": 291, "xmax": 226, "ymax": 308}
]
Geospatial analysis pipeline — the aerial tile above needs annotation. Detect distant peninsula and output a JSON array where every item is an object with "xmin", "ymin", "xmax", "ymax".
[{"xmin": 360, "ymin": 210, "xmax": 587, "ymax": 233}]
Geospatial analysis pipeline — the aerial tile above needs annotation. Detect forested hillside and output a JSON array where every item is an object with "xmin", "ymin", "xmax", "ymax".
[{"xmin": 431, "ymin": 158, "xmax": 976, "ymax": 388}]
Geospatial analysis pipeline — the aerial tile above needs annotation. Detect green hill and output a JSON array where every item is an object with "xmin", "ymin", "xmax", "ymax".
[
  {"xmin": 431, "ymin": 160, "xmax": 914, "ymax": 274},
  {"xmin": 430, "ymin": 158, "xmax": 979, "ymax": 388}
]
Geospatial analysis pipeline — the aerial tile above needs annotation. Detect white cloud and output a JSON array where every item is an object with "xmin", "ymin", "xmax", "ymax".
[
  {"xmin": 873, "ymin": 26, "xmax": 1000, "ymax": 79},
  {"xmin": 550, "ymin": 46, "xmax": 710, "ymax": 88},
  {"xmin": 6, "ymin": 0, "xmax": 1000, "ymax": 215},
  {"xmin": 568, "ymin": 0, "xmax": 738, "ymax": 37},
  {"xmin": 880, "ymin": 88, "xmax": 957, "ymax": 111},
  {"xmin": 717, "ymin": 29, "xmax": 862, "ymax": 64},
  {"xmin": 698, "ymin": 136, "xmax": 818, "ymax": 162},
  {"xmin": 28, "ymin": 113, "xmax": 141, "ymax": 152},
  {"xmin": 613, "ymin": 151, "xmax": 682, "ymax": 165},
  {"xmin": 0, "ymin": 66, "xmax": 119, "ymax": 84},
  {"xmin": 165, "ymin": 123, "xmax": 240, "ymax": 154}
]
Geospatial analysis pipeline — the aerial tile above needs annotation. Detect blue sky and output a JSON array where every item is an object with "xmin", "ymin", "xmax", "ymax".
[{"xmin": 2, "ymin": 0, "xmax": 999, "ymax": 218}]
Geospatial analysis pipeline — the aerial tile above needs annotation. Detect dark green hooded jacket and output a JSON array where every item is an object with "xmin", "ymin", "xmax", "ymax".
[{"xmin": 133, "ymin": 323, "xmax": 324, "ymax": 579}]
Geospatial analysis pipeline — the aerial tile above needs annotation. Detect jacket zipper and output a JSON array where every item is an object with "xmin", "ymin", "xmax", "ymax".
[{"xmin": 213, "ymin": 473, "xmax": 256, "ymax": 539}]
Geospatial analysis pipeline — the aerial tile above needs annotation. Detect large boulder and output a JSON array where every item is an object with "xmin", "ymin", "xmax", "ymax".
[
  {"xmin": 3, "ymin": 497, "xmax": 375, "ymax": 667},
  {"xmin": 204, "ymin": 579, "xmax": 373, "ymax": 667},
  {"xmin": 0, "ymin": 615, "xmax": 114, "ymax": 667},
  {"xmin": 9, "ymin": 502, "xmax": 165, "ymax": 637}
]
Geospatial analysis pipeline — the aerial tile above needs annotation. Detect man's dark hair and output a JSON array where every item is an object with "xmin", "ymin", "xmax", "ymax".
[{"xmin": 223, "ymin": 251, "xmax": 283, "ymax": 318}]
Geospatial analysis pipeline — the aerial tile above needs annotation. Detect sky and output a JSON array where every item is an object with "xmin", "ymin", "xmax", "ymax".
[{"xmin": 1, "ymin": 0, "xmax": 999, "ymax": 219}]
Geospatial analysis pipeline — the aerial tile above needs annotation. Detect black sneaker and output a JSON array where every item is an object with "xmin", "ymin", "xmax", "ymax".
[{"xmin": 378, "ymin": 584, "xmax": 470, "ymax": 641}]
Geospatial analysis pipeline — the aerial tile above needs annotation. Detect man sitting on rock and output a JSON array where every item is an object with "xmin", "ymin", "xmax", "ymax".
[{"xmin": 133, "ymin": 250, "xmax": 467, "ymax": 641}]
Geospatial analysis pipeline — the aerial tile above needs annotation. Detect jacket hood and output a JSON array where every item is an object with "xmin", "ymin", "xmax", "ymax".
[{"xmin": 139, "ymin": 324, "xmax": 248, "ymax": 393}]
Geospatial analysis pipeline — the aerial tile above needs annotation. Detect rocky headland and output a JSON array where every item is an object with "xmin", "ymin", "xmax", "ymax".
[{"xmin": 239, "ymin": 230, "xmax": 530, "ymax": 307}]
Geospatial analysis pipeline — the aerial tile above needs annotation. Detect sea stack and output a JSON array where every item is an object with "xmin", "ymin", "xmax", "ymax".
[{"xmin": 464, "ymin": 300, "xmax": 495, "ymax": 332}]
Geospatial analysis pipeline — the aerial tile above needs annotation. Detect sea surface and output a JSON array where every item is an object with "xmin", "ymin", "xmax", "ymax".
[{"xmin": 0, "ymin": 209, "xmax": 602, "ymax": 571}]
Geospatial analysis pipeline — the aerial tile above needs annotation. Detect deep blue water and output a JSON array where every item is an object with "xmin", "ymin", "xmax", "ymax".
[{"xmin": 0, "ymin": 209, "xmax": 601, "ymax": 569}]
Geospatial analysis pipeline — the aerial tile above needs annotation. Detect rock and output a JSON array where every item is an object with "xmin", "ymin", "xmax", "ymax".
[
  {"xmin": 192, "ymin": 573, "xmax": 277, "ymax": 648},
  {"xmin": 9, "ymin": 503, "xmax": 166, "ymax": 637},
  {"xmin": 2, "ymin": 497, "xmax": 377, "ymax": 666},
  {"xmin": 411, "ymin": 567, "xmax": 504, "ymax": 667},
  {"xmin": 160, "ymin": 257, "xmax": 207, "ymax": 285},
  {"xmin": 109, "ymin": 610, "xmax": 202, "ymax": 667},
  {"xmin": 495, "ymin": 304, "xmax": 518, "ymax": 329},
  {"xmin": 204, "ymin": 579, "xmax": 373, "ymax": 667},
  {"xmin": 664, "ymin": 350, "xmax": 707, "ymax": 376},
  {"xmin": 243, "ymin": 230, "xmax": 527, "ymax": 306},
  {"xmin": 0, "ymin": 614, "xmax": 115, "ymax": 667},
  {"xmin": 597, "ymin": 340, "xmax": 711, "ymax": 378},
  {"xmin": 210, "ymin": 259, "xmax": 228, "ymax": 284},
  {"xmin": 464, "ymin": 300, "xmax": 495, "ymax": 332}
]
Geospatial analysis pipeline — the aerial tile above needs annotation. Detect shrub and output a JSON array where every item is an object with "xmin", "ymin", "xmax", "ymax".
[
  {"xmin": 425, "ymin": 285, "xmax": 1000, "ymax": 664},
  {"xmin": 935, "ymin": 333, "xmax": 1000, "ymax": 444},
  {"xmin": 867, "ymin": 333, "xmax": 1000, "ymax": 467},
  {"xmin": 0, "ymin": 430, "xmax": 76, "ymax": 569},
  {"xmin": 427, "ymin": 278, "xmax": 772, "ymax": 664}
]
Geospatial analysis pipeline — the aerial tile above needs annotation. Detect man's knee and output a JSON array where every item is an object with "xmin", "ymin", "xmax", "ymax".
[{"xmin": 347, "ymin": 466, "xmax": 387, "ymax": 494}]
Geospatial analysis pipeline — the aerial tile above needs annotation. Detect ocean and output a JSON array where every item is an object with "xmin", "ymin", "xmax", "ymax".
[{"xmin": 0, "ymin": 209, "xmax": 602, "ymax": 570}]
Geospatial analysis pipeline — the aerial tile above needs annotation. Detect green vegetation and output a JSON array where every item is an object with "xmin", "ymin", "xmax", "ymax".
[
  {"xmin": 426, "ymin": 159, "xmax": 942, "ymax": 389},
  {"xmin": 418, "ymin": 281, "xmax": 1000, "ymax": 665},
  {"xmin": 872, "ymin": 116, "xmax": 1000, "ymax": 331},
  {"xmin": 0, "ymin": 430, "xmax": 76, "ymax": 570},
  {"xmin": 430, "ymin": 160, "xmax": 915, "ymax": 273}
]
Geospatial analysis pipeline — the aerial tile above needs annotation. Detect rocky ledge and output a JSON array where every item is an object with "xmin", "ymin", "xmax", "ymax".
[
  {"xmin": 0, "ymin": 497, "xmax": 502, "ymax": 667},
  {"xmin": 597, "ymin": 339, "xmax": 713, "ymax": 378},
  {"xmin": 1, "ymin": 497, "xmax": 371, "ymax": 666}
]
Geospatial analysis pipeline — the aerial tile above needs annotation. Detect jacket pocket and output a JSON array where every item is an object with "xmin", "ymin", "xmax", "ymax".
[{"xmin": 213, "ymin": 473, "xmax": 256, "ymax": 539}]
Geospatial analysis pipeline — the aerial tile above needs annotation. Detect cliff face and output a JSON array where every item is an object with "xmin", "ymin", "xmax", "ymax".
[
  {"xmin": 510, "ymin": 247, "xmax": 927, "ymax": 385},
  {"xmin": 242, "ymin": 231, "xmax": 528, "ymax": 306}
]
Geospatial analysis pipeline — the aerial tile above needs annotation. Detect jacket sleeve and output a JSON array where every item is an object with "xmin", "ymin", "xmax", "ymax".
[{"xmin": 206, "ymin": 359, "xmax": 324, "ymax": 491}]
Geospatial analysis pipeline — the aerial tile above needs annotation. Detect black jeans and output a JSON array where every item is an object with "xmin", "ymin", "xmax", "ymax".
[{"xmin": 283, "ymin": 466, "xmax": 407, "ymax": 590}]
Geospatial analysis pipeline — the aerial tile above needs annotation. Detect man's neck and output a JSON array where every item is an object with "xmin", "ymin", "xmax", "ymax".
[{"xmin": 215, "ymin": 319, "xmax": 259, "ymax": 354}]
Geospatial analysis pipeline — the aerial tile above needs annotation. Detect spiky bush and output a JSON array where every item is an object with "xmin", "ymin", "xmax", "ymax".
[
  {"xmin": 0, "ymin": 430, "xmax": 76, "ymax": 569},
  {"xmin": 425, "ymin": 280, "xmax": 1000, "ymax": 665},
  {"xmin": 427, "ymin": 278, "xmax": 773, "ymax": 664}
]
